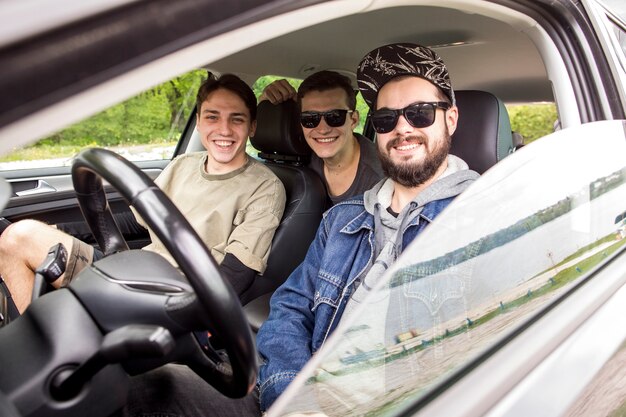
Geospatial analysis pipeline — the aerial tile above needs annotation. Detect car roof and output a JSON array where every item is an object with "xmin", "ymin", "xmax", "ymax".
[{"xmin": 210, "ymin": 4, "xmax": 551, "ymax": 103}]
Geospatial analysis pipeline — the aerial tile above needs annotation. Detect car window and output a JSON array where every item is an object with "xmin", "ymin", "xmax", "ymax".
[
  {"xmin": 507, "ymin": 102, "xmax": 559, "ymax": 145},
  {"xmin": 0, "ymin": 69, "xmax": 206, "ymax": 171},
  {"xmin": 269, "ymin": 120, "xmax": 626, "ymax": 416}
]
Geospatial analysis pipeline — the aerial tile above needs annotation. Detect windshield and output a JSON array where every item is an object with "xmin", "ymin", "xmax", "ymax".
[{"xmin": 269, "ymin": 120, "xmax": 626, "ymax": 416}]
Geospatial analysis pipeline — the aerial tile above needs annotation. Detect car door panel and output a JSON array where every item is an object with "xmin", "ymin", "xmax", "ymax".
[{"xmin": 0, "ymin": 162, "xmax": 167, "ymax": 249}]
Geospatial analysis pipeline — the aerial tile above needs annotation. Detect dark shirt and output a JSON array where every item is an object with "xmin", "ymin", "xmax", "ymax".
[{"xmin": 308, "ymin": 133, "xmax": 384, "ymax": 206}]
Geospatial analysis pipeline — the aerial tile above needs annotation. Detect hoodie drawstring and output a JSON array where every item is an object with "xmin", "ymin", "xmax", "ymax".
[
  {"xmin": 395, "ymin": 201, "xmax": 417, "ymax": 257},
  {"xmin": 373, "ymin": 202, "xmax": 384, "ymax": 259},
  {"xmin": 373, "ymin": 201, "xmax": 418, "ymax": 260}
]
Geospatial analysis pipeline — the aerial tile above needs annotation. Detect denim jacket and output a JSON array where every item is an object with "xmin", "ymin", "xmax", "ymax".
[{"xmin": 256, "ymin": 194, "xmax": 454, "ymax": 410}]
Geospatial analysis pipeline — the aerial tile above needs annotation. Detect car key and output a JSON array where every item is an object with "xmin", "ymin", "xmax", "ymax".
[{"xmin": 31, "ymin": 242, "xmax": 68, "ymax": 302}]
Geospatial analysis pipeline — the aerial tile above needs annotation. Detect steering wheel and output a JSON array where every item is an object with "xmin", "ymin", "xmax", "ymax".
[{"xmin": 71, "ymin": 148, "xmax": 257, "ymax": 398}]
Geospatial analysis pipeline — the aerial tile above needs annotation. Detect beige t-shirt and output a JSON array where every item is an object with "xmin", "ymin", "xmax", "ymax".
[{"xmin": 133, "ymin": 152, "xmax": 286, "ymax": 273}]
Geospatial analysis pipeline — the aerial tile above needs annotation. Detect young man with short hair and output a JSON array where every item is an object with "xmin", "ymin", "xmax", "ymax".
[
  {"xmin": 0, "ymin": 74, "xmax": 286, "ymax": 312},
  {"xmin": 260, "ymin": 71, "xmax": 384, "ymax": 205}
]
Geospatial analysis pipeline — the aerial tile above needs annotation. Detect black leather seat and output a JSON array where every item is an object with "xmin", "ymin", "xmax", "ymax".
[
  {"xmin": 240, "ymin": 101, "xmax": 326, "ymax": 326},
  {"xmin": 451, "ymin": 90, "xmax": 515, "ymax": 173}
]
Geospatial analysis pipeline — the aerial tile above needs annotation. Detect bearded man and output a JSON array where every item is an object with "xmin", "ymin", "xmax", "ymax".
[{"xmin": 256, "ymin": 42, "xmax": 480, "ymax": 411}]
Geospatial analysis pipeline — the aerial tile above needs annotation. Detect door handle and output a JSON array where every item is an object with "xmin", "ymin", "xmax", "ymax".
[{"xmin": 14, "ymin": 180, "xmax": 56, "ymax": 196}]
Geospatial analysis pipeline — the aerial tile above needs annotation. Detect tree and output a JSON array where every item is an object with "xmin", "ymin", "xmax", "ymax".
[{"xmin": 507, "ymin": 103, "xmax": 557, "ymax": 143}]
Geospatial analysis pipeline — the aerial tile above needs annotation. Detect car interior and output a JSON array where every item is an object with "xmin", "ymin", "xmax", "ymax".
[
  {"xmin": 0, "ymin": 0, "xmax": 624, "ymax": 416},
  {"xmin": 240, "ymin": 88, "xmax": 517, "ymax": 328}
]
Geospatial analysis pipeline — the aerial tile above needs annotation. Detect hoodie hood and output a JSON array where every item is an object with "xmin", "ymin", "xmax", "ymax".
[{"xmin": 363, "ymin": 154, "xmax": 479, "ymax": 259}]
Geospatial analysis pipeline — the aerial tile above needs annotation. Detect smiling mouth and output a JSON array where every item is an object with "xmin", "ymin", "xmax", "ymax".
[
  {"xmin": 314, "ymin": 137, "xmax": 337, "ymax": 144},
  {"xmin": 214, "ymin": 140, "xmax": 235, "ymax": 149},
  {"xmin": 396, "ymin": 143, "xmax": 422, "ymax": 151},
  {"xmin": 388, "ymin": 136, "xmax": 426, "ymax": 153}
]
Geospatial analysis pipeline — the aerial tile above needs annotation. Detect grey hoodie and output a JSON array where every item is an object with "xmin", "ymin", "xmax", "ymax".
[
  {"xmin": 342, "ymin": 155, "xmax": 479, "ymax": 320},
  {"xmin": 364, "ymin": 154, "xmax": 479, "ymax": 259}
]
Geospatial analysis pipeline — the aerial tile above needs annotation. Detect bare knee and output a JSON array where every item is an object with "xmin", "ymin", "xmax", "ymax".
[{"xmin": 0, "ymin": 219, "xmax": 49, "ymax": 253}]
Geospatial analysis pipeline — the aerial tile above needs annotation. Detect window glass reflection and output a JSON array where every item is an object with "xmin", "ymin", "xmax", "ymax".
[{"xmin": 272, "ymin": 121, "xmax": 626, "ymax": 417}]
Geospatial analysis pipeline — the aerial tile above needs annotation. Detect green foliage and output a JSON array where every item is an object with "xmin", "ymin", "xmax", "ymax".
[
  {"xmin": 506, "ymin": 103, "xmax": 557, "ymax": 143},
  {"xmin": 354, "ymin": 92, "xmax": 368, "ymax": 134},
  {"xmin": 252, "ymin": 75, "xmax": 302, "ymax": 98},
  {"xmin": 163, "ymin": 70, "xmax": 207, "ymax": 132},
  {"xmin": 1, "ymin": 145, "xmax": 87, "ymax": 162},
  {"xmin": 20, "ymin": 70, "xmax": 206, "ymax": 152}
]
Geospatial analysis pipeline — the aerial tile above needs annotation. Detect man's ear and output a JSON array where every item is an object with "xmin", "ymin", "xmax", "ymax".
[
  {"xmin": 446, "ymin": 105, "xmax": 459, "ymax": 136},
  {"xmin": 196, "ymin": 112, "xmax": 200, "ymax": 128},
  {"xmin": 350, "ymin": 109, "xmax": 359, "ymax": 129},
  {"xmin": 249, "ymin": 120, "xmax": 257, "ymax": 138}
]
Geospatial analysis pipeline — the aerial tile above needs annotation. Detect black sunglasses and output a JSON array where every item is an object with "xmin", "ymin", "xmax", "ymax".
[
  {"xmin": 300, "ymin": 109, "xmax": 353, "ymax": 129},
  {"xmin": 371, "ymin": 101, "xmax": 451, "ymax": 134}
]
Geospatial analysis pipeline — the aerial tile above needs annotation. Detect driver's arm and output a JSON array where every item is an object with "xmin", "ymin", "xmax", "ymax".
[{"xmin": 218, "ymin": 252, "xmax": 256, "ymax": 296}]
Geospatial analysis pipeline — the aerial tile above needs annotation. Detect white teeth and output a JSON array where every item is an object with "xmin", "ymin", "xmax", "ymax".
[
  {"xmin": 215, "ymin": 141, "xmax": 233, "ymax": 147},
  {"xmin": 316, "ymin": 138, "xmax": 336, "ymax": 143},
  {"xmin": 396, "ymin": 143, "xmax": 419, "ymax": 151}
]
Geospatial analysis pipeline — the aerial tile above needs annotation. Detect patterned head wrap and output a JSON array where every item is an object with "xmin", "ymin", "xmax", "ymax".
[{"xmin": 357, "ymin": 43, "xmax": 454, "ymax": 108}]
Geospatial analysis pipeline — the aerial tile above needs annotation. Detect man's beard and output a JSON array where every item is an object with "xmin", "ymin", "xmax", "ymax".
[{"xmin": 378, "ymin": 126, "xmax": 452, "ymax": 188}]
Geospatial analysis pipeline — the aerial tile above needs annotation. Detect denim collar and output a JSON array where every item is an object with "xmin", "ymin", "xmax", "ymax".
[
  {"xmin": 341, "ymin": 209, "xmax": 374, "ymax": 234},
  {"xmin": 339, "ymin": 196, "xmax": 449, "ymax": 236}
]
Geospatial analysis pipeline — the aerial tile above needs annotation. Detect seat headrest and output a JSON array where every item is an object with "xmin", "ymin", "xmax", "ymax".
[
  {"xmin": 451, "ymin": 90, "xmax": 514, "ymax": 174},
  {"xmin": 250, "ymin": 100, "xmax": 311, "ymax": 163}
]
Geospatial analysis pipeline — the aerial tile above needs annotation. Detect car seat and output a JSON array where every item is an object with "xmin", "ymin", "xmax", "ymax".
[
  {"xmin": 451, "ymin": 90, "xmax": 516, "ymax": 173},
  {"xmin": 241, "ymin": 100, "xmax": 327, "ymax": 328}
]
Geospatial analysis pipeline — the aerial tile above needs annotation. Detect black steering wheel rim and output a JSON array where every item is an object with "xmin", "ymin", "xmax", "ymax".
[{"xmin": 71, "ymin": 148, "xmax": 257, "ymax": 398}]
